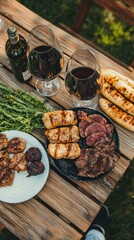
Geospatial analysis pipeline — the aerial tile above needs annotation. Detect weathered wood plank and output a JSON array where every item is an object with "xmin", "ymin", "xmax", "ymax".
[
  {"xmin": 38, "ymin": 170, "xmax": 100, "ymax": 231},
  {"xmin": 0, "ymin": 199, "xmax": 82, "ymax": 240}
]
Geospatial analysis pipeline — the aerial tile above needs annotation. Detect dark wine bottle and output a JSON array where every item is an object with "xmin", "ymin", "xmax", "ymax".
[{"xmin": 5, "ymin": 26, "xmax": 31, "ymax": 82}]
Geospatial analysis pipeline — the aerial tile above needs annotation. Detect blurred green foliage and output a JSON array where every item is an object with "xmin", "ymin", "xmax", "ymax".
[{"xmin": 18, "ymin": 0, "xmax": 134, "ymax": 65}]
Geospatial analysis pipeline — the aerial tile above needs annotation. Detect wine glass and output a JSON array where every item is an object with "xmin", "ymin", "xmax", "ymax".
[
  {"xmin": 28, "ymin": 25, "xmax": 64, "ymax": 96},
  {"xmin": 65, "ymin": 48, "xmax": 101, "ymax": 108}
]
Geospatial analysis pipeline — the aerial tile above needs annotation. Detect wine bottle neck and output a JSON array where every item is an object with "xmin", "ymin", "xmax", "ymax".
[
  {"xmin": 7, "ymin": 26, "xmax": 19, "ymax": 45},
  {"xmin": 9, "ymin": 34, "xmax": 19, "ymax": 44}
]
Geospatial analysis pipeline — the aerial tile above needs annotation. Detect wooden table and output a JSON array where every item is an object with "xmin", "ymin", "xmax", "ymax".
[{"xmin": 0, "ymin": 1, "xmax": 133, "ymax": 239}]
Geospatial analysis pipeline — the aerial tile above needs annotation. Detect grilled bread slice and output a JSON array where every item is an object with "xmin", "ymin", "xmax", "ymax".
[
  {"xmin": 101, "ymin": 79, "xmax": 134, "ymax": 116},
  {"xmin": 45, "ymin": 126, "xmax": 80, "ymax": 143},
  {"xmin": 101, "ymin": 69, "xmax": 134, "ymax": 102},
  {"xmin": 42, "ymin": 110, "xmax": 77, "ymax": 129},
  {"xmin": 48, "ymin": 143, "xmax": 81, "ymax": 159},
  {"xmin": 99, "ymin": 98, "xmax": 134, "ymax": 132}
]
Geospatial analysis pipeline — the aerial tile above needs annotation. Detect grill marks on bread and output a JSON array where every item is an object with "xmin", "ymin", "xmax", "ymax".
[
  {"xmin": 100, "ymin": 98, "xmax": 134, "ymax": 132},
  {"xmin": 101, "ymin": 79, "xmax": 134, "ymax": 116},
  {"xmin": 101, "ymin": 69, "xmax": 134, "ymax": 103}
]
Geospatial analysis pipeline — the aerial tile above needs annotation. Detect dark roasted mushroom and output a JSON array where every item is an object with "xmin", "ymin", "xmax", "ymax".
[{"xmin": 27, "ymin": 161, "xmax": 45, "ymax": 176}]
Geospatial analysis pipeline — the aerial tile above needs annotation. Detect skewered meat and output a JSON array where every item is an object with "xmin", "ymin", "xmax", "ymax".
[
  {"xmin": 42, "ymin": 110, "xmax": 77, "ymax": 129},
  {"xmin": 0, "ymin": 157, "xmax": 9, "ymax": 170},
  {"xmin": 45, "ymin": 126, "xmax": 80, "ymax": 143},
  {"xmin": 7, "ymin": 137, "xmax": 26, "ymax": 153},
  {"xmin": 0, "ymin": 133, "xmax": 8, "ymax": 150},
  {"xmin": 25, "ymin": 147, "xmax": 42, "ymax": 162},
  {"xmin": 48, "ymin": 143, "xmax": 81, "ymax": 159},
  {"xmin": 0, "ymin": 149, "xmax": 9, "ymax": 158},
  {"xmin": 27, "ymin": 161, "xmax": 45, "ymax": 176},
  {"xmin": 0, "ymin": 167, "xmax": 15, "ymax": 187},
  {"xmin": 10, "ymin": 153, "xmax": 28, "ymax": 172}
]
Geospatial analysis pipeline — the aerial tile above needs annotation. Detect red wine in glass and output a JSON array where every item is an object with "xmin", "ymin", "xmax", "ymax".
[
  {"xmin": 65, "ymin": 66, "xmax": 101, "ymax": 100},
  {"xmin": 28, "ymin": 45, "xmax": 62, "ymax": 80}
]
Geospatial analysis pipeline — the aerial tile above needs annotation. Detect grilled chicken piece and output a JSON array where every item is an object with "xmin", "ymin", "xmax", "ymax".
[
  {"xmin": 42, "ymin": 110, "xmax": 77, "ymax": 129},
  {"xmin": 48, "ymin": 143, "xmax": 81, "ymax": 159},
  {"xmin": 0, "ymin": 157, "xmax": 9, "ymax": 170},
  {"xmin": 0, "ymin": 149, "xmax": 9, "ymax": 158},
  {"xmin": 0, "ymin": 167, "xmax": 15, "ymax": 187},
  {"xmin": 0, "ymin": 133, "xmax": 8, "ymax": 150},
  {"xmin": 45, "ymin": 126, "xmax": 80, "ymax": 143},
  {"xmin": 10, "ymin": 153, "xmax": 28, "ymax": 172},
  {"xmin": 7, "ymin": 137, "xmax": 26, "ymax": 153}
]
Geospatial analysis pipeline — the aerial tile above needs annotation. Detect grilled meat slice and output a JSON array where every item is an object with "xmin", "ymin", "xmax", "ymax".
[
  {"xmin": 0, "ymin": 157, "xmax": 9, "ymax": 170},
  {"xmin": 0, "ymin": 133, "xmax": 8, "ymax": 150},
  {"xmin": 45, "ymin": 126, "xmax": 79, "ymax": 143},
  {"xmin": 75, "ymin": 145, "xmax": 120, "ymax": 178},
  {"xmin": 10, "ymin": 153, "xmax": 28, "ymax": 172},
  {"xmin": 86, "ymin": 132, "xmax": 106, "ymax": 146},
  {"xmin": 42, "ymin": 110, "xmax": 77, "ymax": 129},
  {"xmin": 85, "ymin": 123, "xmax": 106, "ymax": 137},
  {"xmin": 0, "ymin": 167, "xmax": 15, "ymax": 187},
  {"xmin": 48, "ymin": 143, "xmax": 81, "ymax": 159},
  {"xmin": 7, "ymin": 137, "xmax": 26, "ymax": 153},
  {"xmin": 0, "ymin": 149, "xmax": 9, "ymax": 158}
]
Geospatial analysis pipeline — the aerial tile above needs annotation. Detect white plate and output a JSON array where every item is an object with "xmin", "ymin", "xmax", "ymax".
[{"xmin": 0, "ymin": 130, "xmax": 50, "ymax": 203}]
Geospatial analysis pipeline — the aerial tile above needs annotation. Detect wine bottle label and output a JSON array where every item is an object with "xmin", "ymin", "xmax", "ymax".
[{"xmin": 22, "ymin": 70, "xmax": 31, "ymax": 81}]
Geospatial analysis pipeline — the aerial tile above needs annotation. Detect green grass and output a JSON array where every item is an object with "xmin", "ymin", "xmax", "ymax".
[{"xmin": 1, "ymin": 1, "xmax": 133, "ymax": 239}]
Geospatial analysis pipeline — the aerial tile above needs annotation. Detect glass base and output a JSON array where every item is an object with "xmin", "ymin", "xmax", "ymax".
[
  {"xmin": 72, "ymin": 95, "xmax": 98, "ymax": 109},
  {"xmin": 35, "ymin": 78, "xmax": 60, "ymax": 97}
]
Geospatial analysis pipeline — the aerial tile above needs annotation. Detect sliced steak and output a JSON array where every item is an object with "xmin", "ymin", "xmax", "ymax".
[
  {"xmin": 86, "ymin": 132, "xmax": 106, "ymax": 146},
  {"xmin": 105, "ymin": 124, "xmax": 114, "ymax": 135},
  {"xmin": 79, "ymin": 120, "xmax": 90, "ymax": 138},
  {"xmin": 88, "ymin": 114, "xmax": 107, "ymax": 125},
  {"xmin": 85, "ymin": 123, "xmax": 106, "ymax": 137}
]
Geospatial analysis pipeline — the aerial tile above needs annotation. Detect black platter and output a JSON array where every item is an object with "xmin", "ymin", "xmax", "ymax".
[{"xmin": 50, "ymin": 107, "xmax": 119, "ymax": 180}]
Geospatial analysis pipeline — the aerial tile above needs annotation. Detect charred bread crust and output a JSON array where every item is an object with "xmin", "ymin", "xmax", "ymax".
[
  {"xmin": 99, "ymin": 98, "xmax": 134, "ymax": 132},
  {"xmin": 101, "ymin": 68, "xmax": 134, "ymax": 102},
  {"xmin": 101, "ymin": 79, "xmax": 134, "ymax": 116}
]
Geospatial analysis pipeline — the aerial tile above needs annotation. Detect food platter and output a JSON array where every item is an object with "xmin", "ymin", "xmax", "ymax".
[
  {"xmin": 51, "ymin": 107, "xmax": 119, "ymax": 180},
  {"xmin": 0, "ymin": 130, "xmax": 50, "ymax": 203}
]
